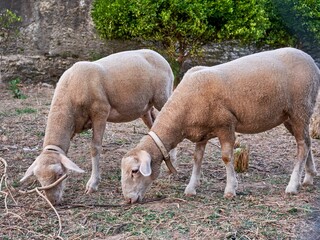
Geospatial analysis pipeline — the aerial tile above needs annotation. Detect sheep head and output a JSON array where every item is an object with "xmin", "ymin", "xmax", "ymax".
[
  {"xmin": 20, "ymin": 150, "xmax": 84, "ymax": 205},
  {"xmin": 121, "ymin": 150, "xmax": 161, "ymax": 203}
]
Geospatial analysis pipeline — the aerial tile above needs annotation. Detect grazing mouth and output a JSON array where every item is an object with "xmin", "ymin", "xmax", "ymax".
[
  {"xmin": 126, "ymin": 195, "xmax": 141, "ymax": 204},
  {"xmin": 45, "ymin": 195, "xmax": 62, "ymax": 206}
]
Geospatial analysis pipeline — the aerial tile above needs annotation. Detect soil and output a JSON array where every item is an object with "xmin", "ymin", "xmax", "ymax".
[{"xmin": 0, "ymin": 83, "xmax": 319, "ymax": 239}]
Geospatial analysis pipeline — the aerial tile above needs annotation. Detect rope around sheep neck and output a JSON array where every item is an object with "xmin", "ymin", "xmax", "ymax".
[{"xmin": 148, "ymin": 131, "xmax": 177, "ymax": 174}]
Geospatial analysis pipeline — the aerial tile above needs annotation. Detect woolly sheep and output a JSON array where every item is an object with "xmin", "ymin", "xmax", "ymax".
[
  {"xmin": 121, "ymin": 47, "xmax": 320, "ymax": 203},
  {"xmin": 20, "ymin": 49, "xmax": 175, "ymax": 205}
]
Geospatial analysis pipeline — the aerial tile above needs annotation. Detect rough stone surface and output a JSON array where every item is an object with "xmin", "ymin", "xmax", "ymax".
[
  {"xmin": 1, "ymin": 0, "xmax": 107, "ymax": 56},
  {"xmin": 0, "ymin": 0, "xmax": 140, "ymax": 83},
  {"xmin": 1, "ymin": 54, "xmax": 77, "ymax": 84}
]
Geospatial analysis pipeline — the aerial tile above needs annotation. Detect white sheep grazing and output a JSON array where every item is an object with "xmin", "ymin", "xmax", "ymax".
[
  {"xmin": 121, "ymin": 47, "xmax": 320, "ymax": 203},
  {"xmin": 20, "ymin": 49, "xmax": 175, "ymax": 205}
]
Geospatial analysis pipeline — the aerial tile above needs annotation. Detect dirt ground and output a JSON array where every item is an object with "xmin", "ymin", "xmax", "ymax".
[{"xmin": 1, "ymin": 83, "xmax": 320, "ymax": 240}]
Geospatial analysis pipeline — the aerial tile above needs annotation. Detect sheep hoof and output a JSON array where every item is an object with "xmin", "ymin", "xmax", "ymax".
[
  {"xmin": 302, "ymin": 181, "xmax": 314, "ymax": 187},
  {"xmin": 303, "ymin": 171, "xmax": 316, "ymax": 186},
  {"xmin": 224, "ymin": 192, "xmax": 236, "ymax": 199},
  {"xmin": 285, "ymin": 185, "xmax": 299, "ymax": 195},
  {"xmin": 185, "ymin": 193, "xmax": 196, "ymax": 197},
  {"xmin": 285, "ymin": 191, "xmax": 298, "ymax": 195},
  {"xmin": 184, "ymin": 188, "xmax": 196, "ymax": 196},
  {"xmin": 85, "ymin": 186, "xmax": 98, "ymax": 194}
]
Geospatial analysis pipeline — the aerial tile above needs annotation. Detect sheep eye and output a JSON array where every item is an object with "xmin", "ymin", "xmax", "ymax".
[{"xmin": 132, "ymin": 169, "xmax": 139, "ymax": 174}]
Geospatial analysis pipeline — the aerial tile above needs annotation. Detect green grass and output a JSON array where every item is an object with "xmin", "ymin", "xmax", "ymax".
[
  {"xmin": 15, "ymin": 108, "xmax": 37, "ymax": 114},
  {"xmin": 36, "ymin": 131, "xmax": 45, "ymax": 137},
  {"xmin": 79, "ymin": 130, "xmax": 92, "ymax": 138},
  {"xmin": 0, "ymin": 111, "xmax": 10, "ymax": 117}
]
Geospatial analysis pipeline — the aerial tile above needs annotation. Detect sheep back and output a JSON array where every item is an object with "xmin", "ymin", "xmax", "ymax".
[
  {"xmin": 44, "ymin": 49, "xmax": 173, "ymax": 146},
  {"xmin": 154, "ymin": 47, "xmax": 320, "ymax": 142}
]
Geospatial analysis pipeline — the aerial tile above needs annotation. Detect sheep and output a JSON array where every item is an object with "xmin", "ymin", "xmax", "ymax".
[
  {"xmin": 121, "ymin": 47, "xmax": 320, "ymax": 203},
  {"xmin": 20, "ymin": 49, "xmax": 175, "ymax": 205}
]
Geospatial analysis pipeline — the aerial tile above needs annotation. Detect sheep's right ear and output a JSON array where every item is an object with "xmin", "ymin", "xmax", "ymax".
[
  {"xmin": 60, "ymin": 155, "xmax": 85, "ymax": 173},
  {"xmin": 138, "ymin": 150, "xmax": 152, "ymax": 177},
  {"xmin": 20, "ymin": 160, "xmax": 37, "ymax": 182}
]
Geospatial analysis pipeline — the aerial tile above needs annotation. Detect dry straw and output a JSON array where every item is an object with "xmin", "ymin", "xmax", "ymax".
[
  {"xmin": 233, "ymin": 144, "xmax": 250, "ymax": 173},
  {"xmin": 310, "ymin": 116, "xmax": 320, "ymax": 139}
]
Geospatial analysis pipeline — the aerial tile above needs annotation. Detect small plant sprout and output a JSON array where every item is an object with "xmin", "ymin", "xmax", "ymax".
[{"xmin": 8, "ymin": 78, "xmax": 27, "ymax": 99}]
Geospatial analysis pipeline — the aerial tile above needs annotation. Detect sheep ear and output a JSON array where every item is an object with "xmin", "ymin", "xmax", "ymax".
[
  {"xmin": 138, "ymin": 150, "xmax": 152, "ymax": 177},
  {"xmin": 20, "ymin": 160, "xmax": 37, "ymax": 182},
  {"xmin": 60, "ymin": 155, "xmax": 85, "ymax": 173}
]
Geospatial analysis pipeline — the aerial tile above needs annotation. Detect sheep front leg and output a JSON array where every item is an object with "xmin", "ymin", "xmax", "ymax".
[
  {"xmin": 185, "ymin": 141, "xmax": 207, "ymax": 196},
  {"xmin": 219, "ymin": 135, "xmax": 237, "ymax": 198},
  {"xmin": 85, "ymin": 116, "xmax": 108, "ymax": 194}
]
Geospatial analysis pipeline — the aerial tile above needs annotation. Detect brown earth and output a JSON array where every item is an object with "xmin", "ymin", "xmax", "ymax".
[{"xmin": 0, "ymin": 83, "xmax": 320, "ymax": 239}]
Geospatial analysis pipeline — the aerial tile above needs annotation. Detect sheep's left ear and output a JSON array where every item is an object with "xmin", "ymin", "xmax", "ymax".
[
  {"xmin": 138, "ymin": 150, "xmax": 152, "ymax": 176},
  {"xmin": 20, "ymin": 159, "xmax": 38, "ymax": 182},
  {"xmin": 60, "ymin": 155, "xmax": 85, "ymax": 173}
]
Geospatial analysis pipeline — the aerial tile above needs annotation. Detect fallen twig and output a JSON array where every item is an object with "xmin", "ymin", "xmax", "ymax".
[
  {"xmin": 17, "ymin": 174, "xmax": 69, "ymax": 239},
  {"xmin": 59, "ymin": 196, "xmax": 167, "ymax": 209},
  {"xmin": 35, "ymin": 188, "xmax": 63, "ymax": 239},
  {"xmin": 58, "ymin": 203, "xmax": 126, "ymax": 209},
  {"xmin": 19, "ymin": 174, "xmax": 68, "ymax": 194},
  {"xmin": 0, "ymin": 157, "xmax": 19, "ymax": 217}
]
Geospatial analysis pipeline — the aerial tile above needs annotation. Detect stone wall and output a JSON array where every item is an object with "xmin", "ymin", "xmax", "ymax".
[
  {"xmin": 0, "ymin": 0, "xmax": 140, "ymax": 83},
  {"xmin": 1, "ymin": 0, "xmax": 107, "ymax": 56}
]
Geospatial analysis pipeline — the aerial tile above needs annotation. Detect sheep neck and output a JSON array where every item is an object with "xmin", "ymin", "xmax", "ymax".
[
  {"xmin": 148, "ymin": 131, "xmax": 177, "ymax": 174},
  {"xmin": 151, "ymin": 116, "xmax": 185, "ymax": 151},
  {"xmin": 43, "ymin": 104, "xmax": 74, "ymax": 154},
  {"xmin": 138, "ymin": 124, "xmax": 183, "ymax": 163}
]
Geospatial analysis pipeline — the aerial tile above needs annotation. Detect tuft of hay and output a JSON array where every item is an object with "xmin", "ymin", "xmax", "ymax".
[
  {"xmin": 310, "ymin": 115, "xmax": 320, "ymax": 139},
  {"xmin": 233, "ymin": 144, "xmax": 250, "ymax": 173}
]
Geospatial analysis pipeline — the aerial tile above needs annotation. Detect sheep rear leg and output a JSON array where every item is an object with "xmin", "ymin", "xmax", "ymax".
[
  {"xmin": 184, "ymin": 141, "xmax": 207, "ymax": 196},
  {"xmin": 285, "ymin": 122, "xmax": 311, "ymax": 194},
  {"xmin": 85, "ymin": 115, "xmax": 108, "ymax": 194},
  {"xmin": 302, "ymin": 152, "xmax": 318, "ymax": 186},
  {"xmin": 284, "ymin": 121, "xmax": 317, "ymax": 190},
  {"xmin": 141, "ymin": 108, "xmax": 155, "ymax": 129},
  {"xmin": 299, "ymin": 125, "xmax": 318, "ymax": 186},
  {"xmin": 219, "ymin": 132, "xmax": 237, "ymax": 198}
]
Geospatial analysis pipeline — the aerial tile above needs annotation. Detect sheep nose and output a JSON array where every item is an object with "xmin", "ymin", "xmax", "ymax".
[
  {"xmin": 46, "ymin": 197, "xmax": 55, "ymax": 204},
  {"xmin": 125, "ymin": 196, "xmax": 139, "ymax": 204},
  {"xmin": 125, "ymin": 198, "xmax": 134, "ymax": 204},
  {"xmin": 44, "ymin": 193, "xmax": 60, "ymax": 205}
]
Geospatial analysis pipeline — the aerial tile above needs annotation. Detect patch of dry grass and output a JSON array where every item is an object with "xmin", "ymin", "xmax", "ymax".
[{"xmin": 0, "ymin": 84, "xmax": 319, "ymax": 239}]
